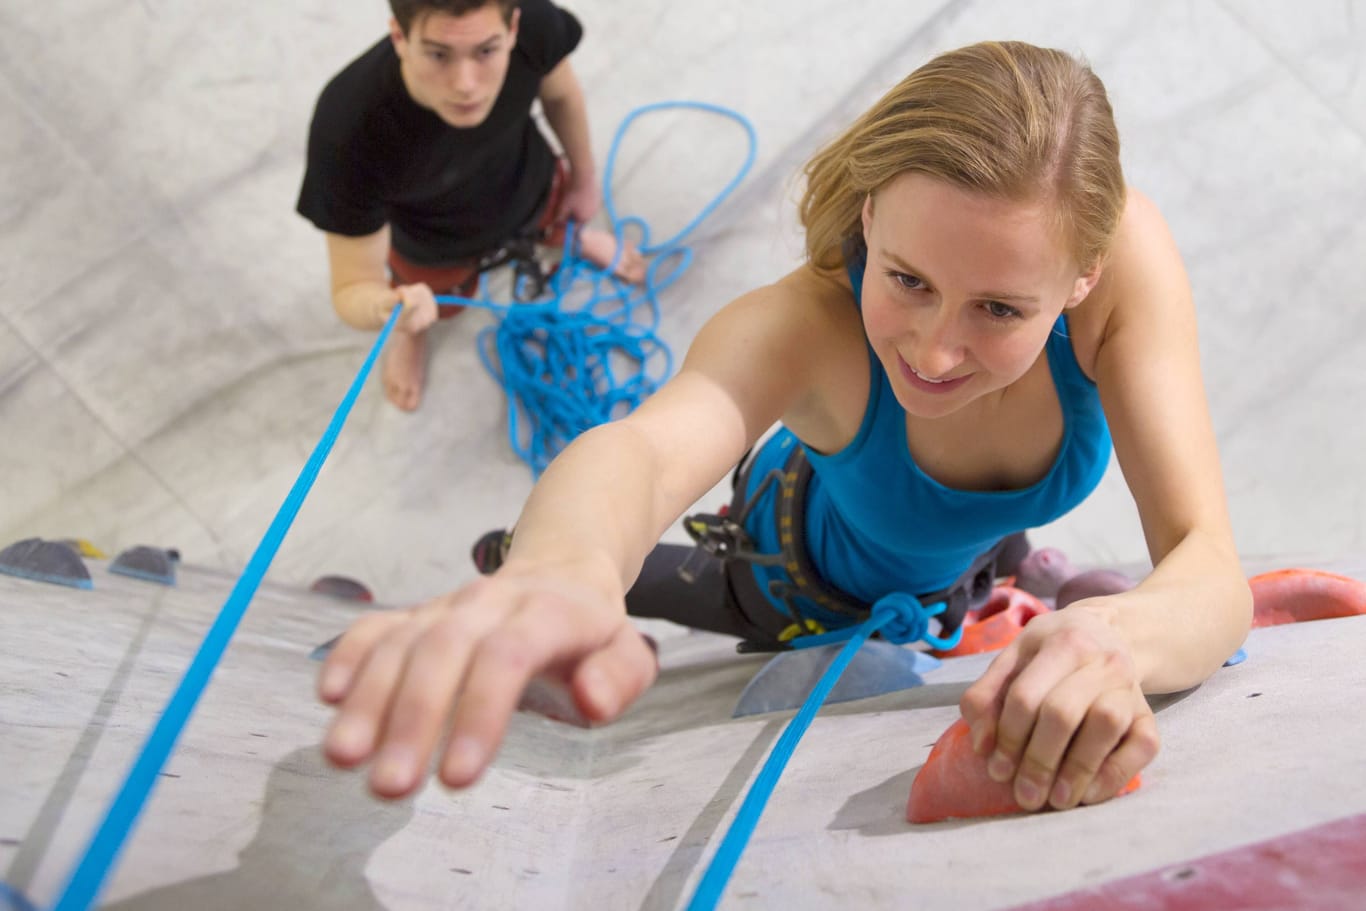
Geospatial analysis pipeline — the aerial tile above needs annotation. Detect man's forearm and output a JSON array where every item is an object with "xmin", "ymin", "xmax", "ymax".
[
  {"xmin": 332, "ymin": 280, "xmax": 398, "ymax": 331},
  {"xmin": 542, "ymin": 90, "xmax": 595, "ymax": 180}
]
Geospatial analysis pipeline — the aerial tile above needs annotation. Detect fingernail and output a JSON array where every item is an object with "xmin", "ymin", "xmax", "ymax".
[
  {"xmin": 374, "ymin": 747, "xmax": 416, "ymax": 793},
  {"xmin": 987, "ymin": 753, "xmax": 1014, "ymax": 783},
  {"xmin": 327, "ymin": 719, "xmax": 372, "ymax": 756},
  {"xmin": 1016, "ymin": 778, "xmax": 1042, "ymax": 808},
  {"xmin": 969, "ymin": 721, "xmax": 989, "ymax": 754},
  {"xmin": 1083, "ymin": 779, "xmax": 1105, "ymax": 804},
  {"xmin": 1050, "ymin": 779, "xmax": 1071, "ymax": 807},
  {"xmin": 445, "ymin": 737, "xmax": 485, "ymax": 781}
]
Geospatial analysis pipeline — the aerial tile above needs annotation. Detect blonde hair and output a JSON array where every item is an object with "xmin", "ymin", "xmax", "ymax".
[{"xmin": 800, "ymin": 41, "xmax": 1125, "ymax": 272}]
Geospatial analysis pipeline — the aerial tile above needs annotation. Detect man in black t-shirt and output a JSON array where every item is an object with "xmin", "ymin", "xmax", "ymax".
[{"xmin": 298, "ymin": 0, "xmax": 643, "ymax": 411}]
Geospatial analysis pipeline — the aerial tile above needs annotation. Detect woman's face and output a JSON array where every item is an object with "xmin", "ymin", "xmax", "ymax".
[{"xmin": 859, "ymin": 172, "xmax": 1100, "ymax": 419}]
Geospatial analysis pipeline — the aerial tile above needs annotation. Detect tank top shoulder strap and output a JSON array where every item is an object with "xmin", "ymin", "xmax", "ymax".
[
  {"xmin": 1044, "ymin": 314, "xmax": 1099, "ymax": 397},
  {"xmin": 843, "ymin": 238, "xmax": 869, "ymax": 305}
]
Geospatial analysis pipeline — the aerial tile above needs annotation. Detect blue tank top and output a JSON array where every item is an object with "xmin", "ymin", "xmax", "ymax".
[{"xmin": 739, "ymin": 254, "xmax": 1112, "ymax": 627}]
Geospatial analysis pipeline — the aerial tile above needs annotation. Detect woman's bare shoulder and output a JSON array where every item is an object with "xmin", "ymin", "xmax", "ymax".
[{"xmin": 1070, "ymin": 187, "xmax": 1190, "ymax": 378}]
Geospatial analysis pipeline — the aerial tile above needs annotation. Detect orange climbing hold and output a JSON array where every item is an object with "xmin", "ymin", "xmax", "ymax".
[
  {"xmin": 931, "ymin": 586, "xmax": 1050, "ymax": 658},
  {"xmin": 1249, "ymin": 568, "xmax": 1366, "ymax": 628},
  {"xmin": 907, "ymin": 718, "xmax": 1141, "ymax": 824}
]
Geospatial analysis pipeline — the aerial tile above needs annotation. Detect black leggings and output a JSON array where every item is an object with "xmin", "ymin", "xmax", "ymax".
[{"xmin": 623, "ymin": 543, "xmax": 790, "ymax": 643}]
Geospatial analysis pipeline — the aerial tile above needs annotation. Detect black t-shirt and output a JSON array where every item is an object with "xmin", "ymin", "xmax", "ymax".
[{"xmin": 296, "ymin": 0, "xmax": 582, "ymax": 264}]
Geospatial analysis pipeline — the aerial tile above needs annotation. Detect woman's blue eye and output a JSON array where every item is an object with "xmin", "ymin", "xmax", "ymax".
[
  {"xmin": 888, "ymin": 271, "xmax": 923, "ymax": 291},
  {"xmin": 984, "ymin": 300, "xmax": 1020, "ymax": 320}
]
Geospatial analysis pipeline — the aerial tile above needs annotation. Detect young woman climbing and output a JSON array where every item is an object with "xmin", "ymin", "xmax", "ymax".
[{"xmin": 316, "ymin": 40, "xmax": 1253, "ymax": 816}]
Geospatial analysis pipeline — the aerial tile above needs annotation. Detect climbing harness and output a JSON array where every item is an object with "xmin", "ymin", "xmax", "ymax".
[
  {"xmin": 434, "ymin": 101, "xmax": 759, "ymax": 477},
  {"xmin": 680, "ymin": 442, "xmax": 1030, "ymax": 653}
]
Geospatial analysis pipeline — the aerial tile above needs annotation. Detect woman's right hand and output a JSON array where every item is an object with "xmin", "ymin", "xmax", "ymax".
[{"xmin": 317, "ymin": 560, "xmax": 658, "ymax": 799}]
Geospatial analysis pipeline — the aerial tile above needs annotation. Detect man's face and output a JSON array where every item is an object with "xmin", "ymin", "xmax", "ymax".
[{"xmin": 390, "ymin": 4, "xmax": 520, "ymax": 128}]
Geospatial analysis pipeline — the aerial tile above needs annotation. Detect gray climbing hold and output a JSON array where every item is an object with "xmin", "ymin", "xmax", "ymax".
[
  {"xmin": 109, "ymin": 545, "xmax": 179, "ymax": 586},
  {"xmin": 0, "ymin": 538, "xmax": 93, "ymax": 590},
  {"xmin": 732, "ymin": 641, "xmax": 942, "ymax": 718}
]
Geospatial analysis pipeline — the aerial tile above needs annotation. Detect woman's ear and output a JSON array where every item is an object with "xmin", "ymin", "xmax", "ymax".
[
  {"xmin": 1066, "ymin": 261, "xmax": 1104, "ymax": 309},
  {"xmin": 861, "ymin": 194, "xmax": 874, "ymax": 242}
]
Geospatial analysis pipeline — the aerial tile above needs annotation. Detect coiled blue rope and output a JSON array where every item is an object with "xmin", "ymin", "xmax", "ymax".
[
  {"xmin": 685, "ymin": 593, "xmax": 960, "ymax": 911},
  {"xmin": 435, "ymin": 101, "xmax": 758, "ymax": 476}
]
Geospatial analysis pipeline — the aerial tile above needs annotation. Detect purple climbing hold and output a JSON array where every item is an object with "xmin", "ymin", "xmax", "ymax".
[
  {"xmin": 1014, "ymin": 547, "xmax": 1078, "ymax": 599},
  {"xmin": 0, "ymin": 538, "xmax": 93, "ymax": 590},
  {"xmin": 109, "ymin": 545, "xmax": 179, "ymax": 586},
  {"xmin": 1055, "ymin": 569, "xmax": 1137, "ymax": 610}
]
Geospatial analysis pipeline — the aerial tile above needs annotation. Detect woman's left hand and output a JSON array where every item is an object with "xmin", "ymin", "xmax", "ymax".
[{"xmin": 958, "ymin": 603, "xmax": 1160, "ymax": 811}]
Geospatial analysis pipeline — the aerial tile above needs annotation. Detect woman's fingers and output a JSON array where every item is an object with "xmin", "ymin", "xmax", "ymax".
[
  {"xmin": 1013, "ymin": 663, "xmax": 1120, "ymax": 810},
  {"xmin": 1046, "ymin": 686, "xmax": 1147, "ymax": 809},
  {"xmin": 323, "ymin": 612, "xmax": 436, "ymax": 769},
  {"xmin": 959, "ymin": 643, "xmax": 1024, "ymax": 756},
  {"xmin": 439, "ymin": 592, "xmax": 617, "ymax": 788},
  {"xmin": 1081, "ymin": 710, "xmax": 1160, "ymax": 805},
  {"xmin": 571, "ymin": 626, "xmax": 660, "ymax": 723},
  {"xmin": 317, "ymin": 609, "xmax": 413, "ymax": 704},
  {"xmin": 317, "ymin": 569, "xmax": 654, "ymax": 796},
  {"xmin": 365, "ymin": 604, "xmax": 502, "ymax": 798},
  {"xmin": 984, "ymin": 633, "xmax": 1082, "ymax": 785}
]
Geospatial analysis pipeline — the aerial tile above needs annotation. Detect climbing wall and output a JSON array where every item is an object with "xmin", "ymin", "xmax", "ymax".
[
  {"xmin": 3, "ymin": 0, "xmax": 1366, "ymax": 908},
  {"xmin": 3, "ymin": 557, "xmax": 1366, "ymax": 910}
]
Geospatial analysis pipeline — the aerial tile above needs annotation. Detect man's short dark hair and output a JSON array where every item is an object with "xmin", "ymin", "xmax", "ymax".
[{"xmin": 390, "ymin": 0, "xmax": 520, "ymax": 34}]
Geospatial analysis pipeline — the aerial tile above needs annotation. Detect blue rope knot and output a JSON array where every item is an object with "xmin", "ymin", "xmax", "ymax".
[{"xmin": 869, "ymin": 592, "xmax": 963, "ymax": 651}]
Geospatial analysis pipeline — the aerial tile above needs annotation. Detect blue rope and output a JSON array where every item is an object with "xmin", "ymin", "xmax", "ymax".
[
  {"xmin": 685, "ymin": 593, "xmax": 955, "ymax": 910},
  {"xmin": 435, "ymin": 100, "xmax": 758, "ymax": 476},
  {"xmin": 48, "ymin": 308, "xmax": 403, "ymax": 911}
]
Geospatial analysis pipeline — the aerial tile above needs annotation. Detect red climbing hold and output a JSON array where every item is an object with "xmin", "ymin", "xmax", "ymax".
[
  {"xmin": 907, "ymin": 718, "xmax": 1141, "ymax": 824},
  {"xmin": 309, "ymin": 575, "xmax": 374, "ymax": 603},
  {"xmin": 1249, "ymin": 568, "xmax": 1366, "ymax": 628},
  {"xmin": 931, "ymin": 586, "xmax": 1050, "ymax": 658}
]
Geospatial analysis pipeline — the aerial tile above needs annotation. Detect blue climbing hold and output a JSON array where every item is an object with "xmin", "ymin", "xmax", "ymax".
[
  {"xmin": 0, "ymin": 538, "xmax": 93, "ymax": 590},
  {"xmin": 0, "ymin": 882, "xmax": 38, "ymax": 911},
  {"xmin": 109, "ymin": 546, "xmax": 179, "ymax": 586},
  {"xmin": 309, "ymin": 634, "xmax": 342, "ymax": 662}
]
